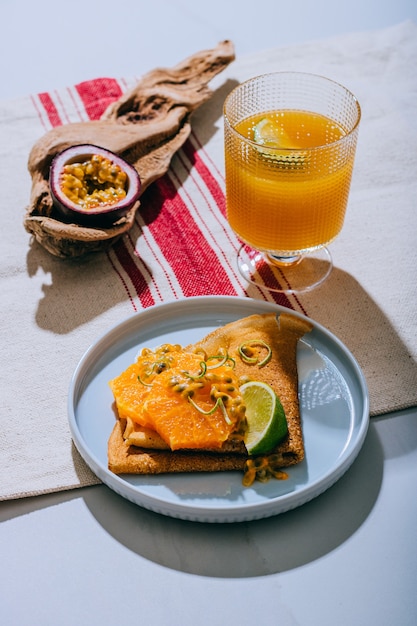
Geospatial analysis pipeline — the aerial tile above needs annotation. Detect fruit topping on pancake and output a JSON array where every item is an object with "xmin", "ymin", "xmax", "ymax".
[{"xmin": 108, "ymin": 311, "xmax": 313, "ymax": 486}]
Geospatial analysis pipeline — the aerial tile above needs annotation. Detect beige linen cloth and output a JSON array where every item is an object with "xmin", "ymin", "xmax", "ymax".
[{"xmin": 1, "ymin": 21, "xmax": 416, "ymax": 500}]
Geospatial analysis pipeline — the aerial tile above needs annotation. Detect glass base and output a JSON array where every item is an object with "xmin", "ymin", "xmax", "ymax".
[{"xmin": 237, "ymin": 244, "xmax": 333, "ymax": 294}]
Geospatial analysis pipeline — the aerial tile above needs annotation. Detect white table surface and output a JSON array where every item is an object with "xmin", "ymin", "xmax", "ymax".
[{"xmin": 1, "ymin": 2, "xmax": 417, "ymax": 625}]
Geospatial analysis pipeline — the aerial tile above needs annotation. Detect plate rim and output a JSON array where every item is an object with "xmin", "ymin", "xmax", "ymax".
[{"xmin": 68, "ymin": 295, "xmax": 370, "ymax": 523}]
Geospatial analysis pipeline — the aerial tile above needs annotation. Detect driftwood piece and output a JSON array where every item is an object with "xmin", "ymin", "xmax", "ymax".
[{"xmin": 24, "ymin": 41, "xmax": 235, "ymax": 258}]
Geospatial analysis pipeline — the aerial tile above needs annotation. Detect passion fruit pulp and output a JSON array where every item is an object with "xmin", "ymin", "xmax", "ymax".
[{"xmin": 49, "ymin": 144, "xmax": 141, "ymax": 226}]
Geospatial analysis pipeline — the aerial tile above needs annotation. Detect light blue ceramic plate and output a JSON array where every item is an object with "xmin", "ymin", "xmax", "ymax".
[{"xmin": 68, "ymin": 296, "xmax": 369, "ymax": 523}]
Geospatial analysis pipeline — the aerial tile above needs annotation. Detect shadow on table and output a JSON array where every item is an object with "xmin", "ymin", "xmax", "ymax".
[
  {"xmin": 296, "ymin": 268, "xmax": 417, "ymax": 417},
  {"xmin": 3, "ymin": 409, "xmax": 416, "ymax": 573},
  {"xmin": 81, "ymin": 420, "xmax": 384, "ymax": 577}
]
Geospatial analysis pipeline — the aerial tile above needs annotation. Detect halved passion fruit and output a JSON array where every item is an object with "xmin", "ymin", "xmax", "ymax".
[{"xmin": 49, "ymin": 144, "xmax": 141, "ymax": 226}]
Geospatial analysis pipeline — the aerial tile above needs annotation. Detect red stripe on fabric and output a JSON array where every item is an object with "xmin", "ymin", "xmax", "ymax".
[
  {"xmin": 291, "ymin": 293, "xmax": 307, "ymax": 316},
  {"xmin": 38, "ymin": 93, "xmax": 62, "ymax": 127},
  {"xmin": 176, "ymin": 142, "xmax": 273, "ymax": 303},
  {"xmin": 182, "ymin": 139, "xmax": 296, "ymax": 309},
  {"xmin": 75, "ymin": 78, "xmax": 123, "ymax": 120},
  {"xmin": 181, "ymin": 139, "xmax": 226, "ymax": 217},
  {"xmin": 140, "ymin": 176, "xmax": 238, "ymax": 297},
  {"xmin": 74, "ymin": 76, "xmax": 158, "ymax": 310},
  {"xmin": 272, "ymin": 290, "xmax": 300, "ymax": 308},
  {"xmin": 54, "ymin": 91, "xmax": 71, "ymax": 125},
  {"xmin": 30, "ymin": 95, "xmax": 50, "ymax": 132},
  {"xmin": 248, "ymin": 251, "xmax": 308, "ymax": 311},
  {"xmin": 189, "ymin": 131, "xmax": 224, "ymax": 182},
  {"xmin": 125, "ymin": 230, "xmax": 166, "ymax": 303},
  {"xmin": 132, "ymin": 215, "xmax": 183, "ymax": 300},
  {"xmin": 66, "ymin": 86, "xmax": 85, "ymax": 123},
  {"xmin": 113, "ymin": 239, "xmax": 155, "ymax": 309},
  {"xmin": 176, "ymin": 144, "xmax": 238, "ymax": 260},
  {"xmin": 170, "ymin": 155, "xmax": 245, "ymax": 290},
  {"xmin": 254, "ymin": 261, "xmax": 294, "ymax": 307}
]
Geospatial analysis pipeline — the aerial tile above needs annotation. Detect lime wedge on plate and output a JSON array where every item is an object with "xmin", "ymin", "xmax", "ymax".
[{"xmin": 240, "ymin": 381, "xmax": 288, "ymax": 455}]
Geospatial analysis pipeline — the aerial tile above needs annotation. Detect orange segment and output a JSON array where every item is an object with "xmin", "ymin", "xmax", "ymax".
[
  {"xmin": 109, "ymin": 361, "xmax": 154, "ymax": 428},
  {"xmin": 145, "ymin": 378, "xmax": 235, "ymax": 450},
  {"xmin": 109, "ymin": 344, "xmax": 244, "ymax": 451}
]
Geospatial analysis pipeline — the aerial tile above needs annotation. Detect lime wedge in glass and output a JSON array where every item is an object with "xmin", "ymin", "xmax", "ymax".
[
  {"xmin": 253, "ymin": 117, "xmax": 286, "ymax": 147},
  {"xmin": 253, "ymin": 117, "xmax": 307, "ymax": 167}
]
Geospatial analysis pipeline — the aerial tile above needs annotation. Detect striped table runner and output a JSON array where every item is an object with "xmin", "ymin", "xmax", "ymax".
[
  {"xmin": 1, "ymin": 21, "xmax": 416, "ymax": 500},
  {"xmin": 33, "ymin": 76, "xmax": 304, "ymax": 311}
]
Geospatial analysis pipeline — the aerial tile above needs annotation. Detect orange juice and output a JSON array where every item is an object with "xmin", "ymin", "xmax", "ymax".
[{"xmin": 225, "ymin": 109, "xmax": 356, "ymax": 254}]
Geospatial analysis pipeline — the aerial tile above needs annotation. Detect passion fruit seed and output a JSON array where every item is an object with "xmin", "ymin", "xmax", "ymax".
[
  {"xmin": 173, "ymin": 380, "xmax": 205, "ymax": 398},
  {"xmin": 243, "ymin": 455, "xmax": 289, "ymax": 487},
  {"xmin": 50, "ymin": 144, "xmax": 141, "ymax": 225},
  {"xmin": 60, "ymin": 153, "xmax": 128, "ymax": 210},
  {"xmin": 136, "ymin": 344, "xmax": 245, "ymax": 429}
]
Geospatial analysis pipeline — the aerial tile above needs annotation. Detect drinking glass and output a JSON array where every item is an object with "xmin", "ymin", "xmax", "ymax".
[{"xmin": 223, "ymin": 72, "xmax": 361, "ymax": 293}]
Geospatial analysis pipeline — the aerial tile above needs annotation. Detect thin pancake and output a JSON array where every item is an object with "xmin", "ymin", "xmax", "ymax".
[
  {"xmin": 108, "ymin": 312, "xmax": 312, "ymax": 475},
  {"xmin": 108, "ymin": 418, "xmax": 247, "ymax": 474}
]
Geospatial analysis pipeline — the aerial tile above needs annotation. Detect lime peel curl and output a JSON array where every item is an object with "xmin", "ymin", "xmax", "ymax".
[{"xmin": 238, "ymin": 340, "xmax": 272, "ymax": 367}]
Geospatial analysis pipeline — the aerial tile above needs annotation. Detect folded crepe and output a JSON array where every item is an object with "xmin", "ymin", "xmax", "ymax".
[{"xmin": 108, "ymin": 312, "xmax": 313, "ymax": 476}]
